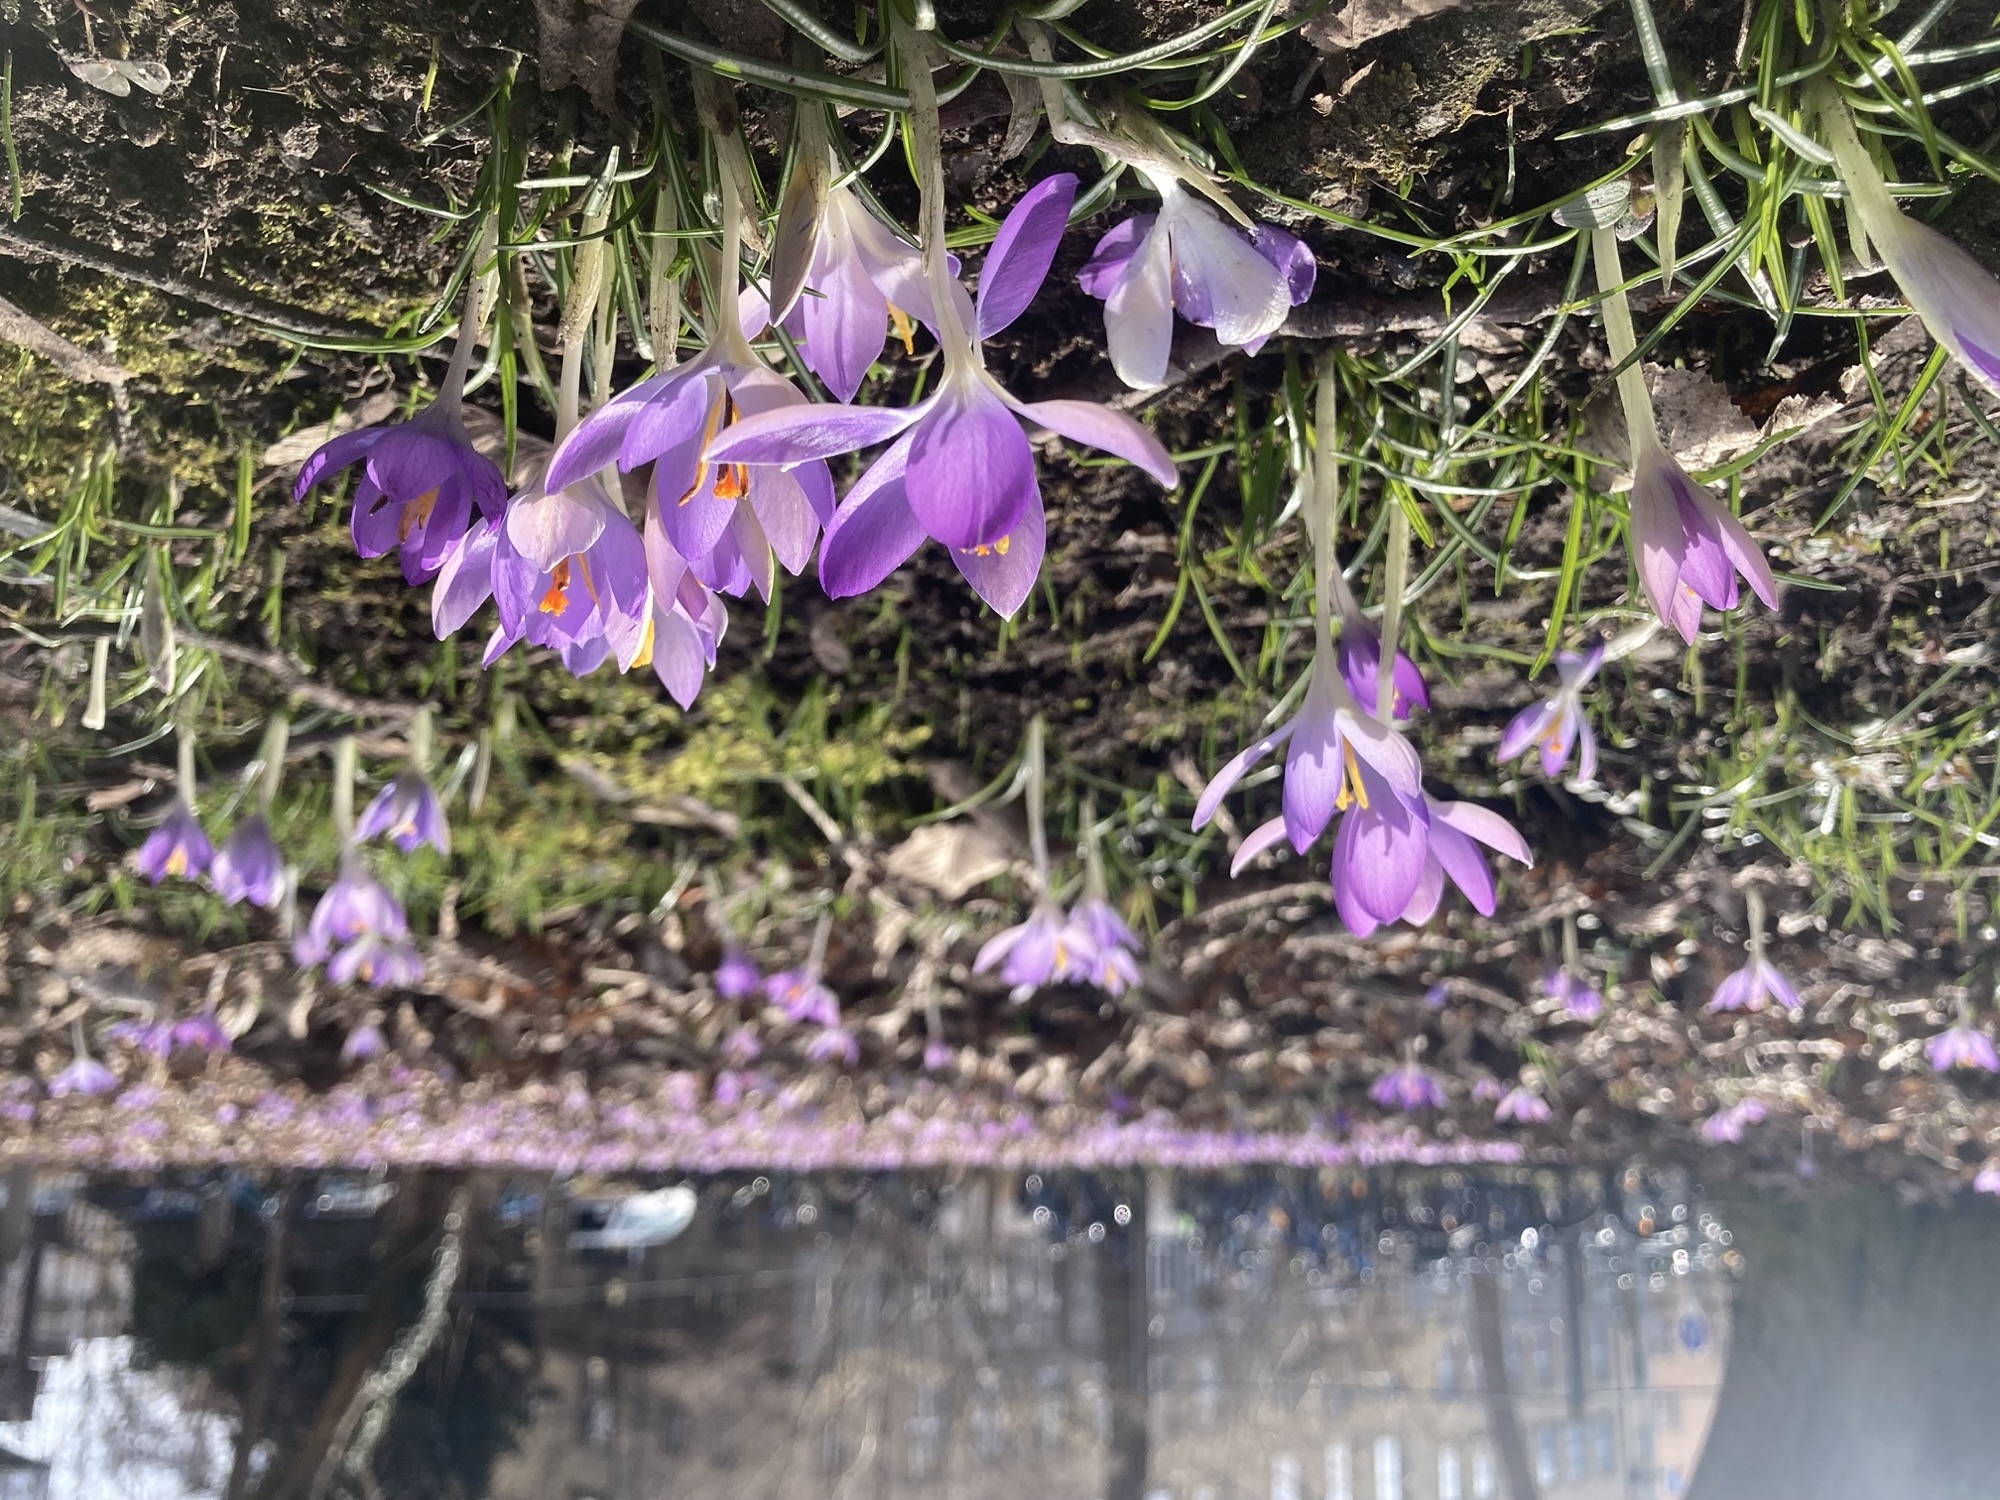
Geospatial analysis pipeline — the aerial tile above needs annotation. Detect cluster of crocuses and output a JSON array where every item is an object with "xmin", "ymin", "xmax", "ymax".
[
  {"xmin": 973, "ymin": 890, "xmax": 1145, "ymax": 1002},
  {"xmin": 292, "ymin": 765, "xmax": 448, "ymax": 988}
]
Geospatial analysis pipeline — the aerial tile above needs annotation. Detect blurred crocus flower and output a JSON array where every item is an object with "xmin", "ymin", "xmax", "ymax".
[
  {"xmin": 327, "ymin": 930, "xmax": 424, "ymax": 989},
  {"xmin": 975, "ymin": 905, "xmax": 1096, "ymax": 998},
  {"xmin": 137, "ymin": 800, "xmax": 213, "ymax": 884},
  {"xmin": 1325, "ymin": 561, "xmax": 1427, "ymax": 723},
  {"xmin": 341, "ymin": 1023, "xmax": 388, "ymax": 1064},
  {"xmin": 1370, "ymin": 1061, "xmax": 1445, "ymax": 1112},
  {"xmin": 49, "ymin": 1054, "xmax": 116, "ymax": 1098},
  {"xmin": 1078, "ymin": 175, "xmax": 1315, "ymax": 390},
  {"xmin": 1470, "ymin": 1075, "xmax": 1506, "ymax": 1103},
  {"xmin": 1815, "ymin": 81, "xmax": 2000, "ymax": 403},
  {"xmin": 1975, "ymin": 1165, "xmax": 2000, "ymax": 1196},
  {"xmin": 1628, "ymin": 444, "xmax": 1777, "ymax": 644},
  {"xmin": 721, "ymin": 1025, "xmax": 763, "ymax": 1067},
  {"xmin": 210, "ymin": 814, "xmax": 286, "ymax": 907},
  {"xmin": 709, "ymin": 174, "xmax": 1179, "ymax": 619},
  {"xmin": 1495, "ymin": 1085, "xmax": 1553, "ymax": 1124},
  {"xmin": 1499, "ymin": 636, "xmax": 1603, "ymax": 782},
  {"xmin": 1545, "ymin": 966, "xmax": 1603, "ymax": 1020},
  {"xmin": 1334, "ymin": 787, "xmax": 1530, "ymax": 939},
  {"xmin": 1700, "ymin": 1098, "xmax": 1766, "ymax": 1144},
  {"xmin": 1071, "ymin": 897, "xmax": 1141, "ymax": 996},
  {"xmin": 295, "ymin": 858, "xmax": 407, "ymax": 968},
  {"xmin": 1707, "ymin": 956, "xmax": 1800, "ymax": 1014},
  {"xmin": 923, "ymin": 1038, "xmax": 951, "ymax": 1073},
  {"xmin": 1926, "ymin": 1023, "xmax": 2000, "ymax": 1074},
  {"xmin": 357, "ymin": 769, "xmax": 450, "ymax": 856},
  {"xmin": 170, "ymin": 1009, "xmax": 231, "ymax": 1054},
  {"xmin": 715, "ymin": 949, "xmax": 761, "ymax": 1001},
  {"xmin": 294, "ymin": 320, "xmax": 505, "ymax": 583},
  {"xmin": 766, "ymin": 970, "xmax": 839, "ymax": 1028},
  {"xmin": 804, "ymin": 1025, "xmax": 860, "ymax": 1068}
]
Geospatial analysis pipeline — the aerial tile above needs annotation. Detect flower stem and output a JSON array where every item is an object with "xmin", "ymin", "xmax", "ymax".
[
  {"xmin": 807, "ymin": 908, "xmax": 833, "ymax": 974},
  {"xmin": 1807, "ymin": 78, "xmax": 1898, "ymax": 263},
  {"xmin": 332, "ymin": 735, "xmax": 357, "ymax": 842},
  {"xmin": 1310, "ymin": 350, "xmax": 1340, "ymax": 649},
  {"xmin": 892, "ymin": 8, "xmax": 974, "ymax": 368},
  {"xmin": 175, "ymin": 723, "xmax": 197, "ymax": 806},
  {"xmin": 1025, "ymin": 714, "xmax": 1051, "ymax": 896},
  {"xmin": 1588, "ymin": 224, "xmax": 1663, "ymax": 461},
  {"xmin": 441, "ymin": 272, "xmax": 482, "ymax": 407},
  {"xmin": 1080, "ymin": 793, "xmax": 1107, "ymax": 902},
  {"xmin": 408, "ymin": 707, "xmax": 433, "ymax": 770},
  {"xmin": 256, "ymin": 713, "xmax": 290, "ymax": 813},
  {"xmin": 1376, "ymin": 496, "xmax": 1409, "ymax": 724},
  {"xmin": 1745, "ymin": 886, "xmax": 1766, "ymax": 963}
]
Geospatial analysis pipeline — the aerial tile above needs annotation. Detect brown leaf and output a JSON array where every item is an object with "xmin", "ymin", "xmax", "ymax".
[
  {"xmin": 535, "ymin": 0, "xmax": 641, "ymax": 113},
  {"xmin": 1305, "ymin": 0, "xmax": 1464, "ymax": 51}
]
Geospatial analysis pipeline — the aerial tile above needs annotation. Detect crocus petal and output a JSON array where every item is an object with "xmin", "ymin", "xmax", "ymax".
[
  {"xmin": 799, "ymin": 218, "xmax": 890, "ymax": 403},
  {"xmin": 707, "ymin": 400, "xmax": 919, "ymax": 467},
  {"xmin": 1498, "ymin": 700, "xmax": 1558, "ymax": 765},
  {"xmin": 545, "ymin": 373, "xmax": 683, "ymax": 490},
  {"xmin": 295, "ymin": 426, "xmax": 384, "ymax": 498},
  {"xmin": 1538, "ymin": 703, "xmax": 1579, "ymax": 779},
  {"xmin": 1331, "ymin": 781, "xmax": 1429, "ymax": 925},
  {"xmin": 1425, "ymin": 819, "xmax": 1495, "ymax": 916},
  {"xmin": 1435, "ymin": 798, "xmax": 1533, "ymax": 867},
  {"xmin": 976, "ymin": 173, "xmax": 1078, "ymax": 339},
  {"xmin": 1078, "ymin": 215, "xmax": 1154, "ymax": 301},
  {"xmin": 1008, "ymin": 396, "xmax": 1180, "ymax": 489},
  {"xmin": 1102, "ymin": 218, "xmax": 1176, "ymax": 391},
  {"xmin": 1192, "ymin": 724, "xmax": 1296, "ymax": 830},
  {"xmin": 1401, "ymin": 853, "xmax": 1446, "ymax": 926},
  {"xmin": 818, "ymin": 436, "xmax": 927, "ymax": 599},
  {"xmin": 432, "ymin": 517, "xmax": 499, "ymax": 638},
  {"xmin": 1707, "ymin": 499, "xmax": 1780, "ymax": 609},
  {"xmin": 1281, "ymin": 698, "xmax": 1345, "ymax": 852},
  {"xmin": 907, "ymin": 375, "xmax": 1035, "ymax": 549},
  {"xmin": 951, "ymin": 492, "xmax": 1045, "ymax": 618},
  {"xmin": 1628, "ymin": 453, "xmax": 1696, "ymax": 640},
  {"xmin": 506, "ymin": 487, "xmax": 608, "ymax": 571},
  {"xmin": 1162, "ymin": 194, "xmax": 1291, "ymax": 348},
  {"xmin": 1229, "ymin": 816, "xmax": 1292, "ymax": 876},
  {"xmin": 1340, "ymin": 705, "xmax": 1424, "ymax": 801},
  {"xmin": 1708, "ymin": 967, "xmax": 1755, "ymax": 1011},
  {"xmin": 1250, "ymin": 223, "xmax": 1317, "ymax": 306},
  {"xmin": 1758, "ymin": 960, "xmax": 1801, "ymax": 1013},
  {"xmin": 1575, "ymin": 717, "xmax": 1599, "ymax": 785}
]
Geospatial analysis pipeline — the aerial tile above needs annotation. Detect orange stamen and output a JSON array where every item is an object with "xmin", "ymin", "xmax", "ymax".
[
  {"xmin": 960, "ymin": 533, "xmax": 1013, "ymax": 559},
  {"xmin": 398, "ymin": 486, "xmax": 440, "ymax": 543},
  {"xmin": 680, "ymin": 386, "xmax": 739, "ymax": 507},
  {"xmin": 1333, "ymin": 741, "xmax": 1370, "ymax": 812},
  {"xmin": 887, "ymin": 304, "xmax": 917, "ymax": 357},
  {"xmin": 539, "ymin": 558, "xmax": 573, "ymax": 614},
  {"xmin": 164, "ymin": 847, "xmax": 188, "ymax": 878}
]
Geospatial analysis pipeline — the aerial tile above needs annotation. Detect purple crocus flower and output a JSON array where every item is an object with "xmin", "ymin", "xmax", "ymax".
[
  {"xmin": 1816, "ymin": 82, "xmax": 2000, "ymax": 401},
  {"xmin": 1470, "ymin": 1075, "xmax": 1506, "ymax": 1103},
  {"xmin": 327, "ymin": 931, "xmax": 425, "ymax": 989},
  {"xmin": 1494, "ymin": 1085, "xmax": 1553, "ymax": 1124},
  {"xmin": 1707, "ymin": 957, "xmax": 1801, "ymax": 1013},
  {"xmin": 804, "ymin": 1025, "xmax": 860, "ymax": 1068},
  {"xmin": 1700, "ymin": 1098, "xmax": 1766, "ymax": 1144},
  {"xmin": 1369, "ymin": 1061, "xmax": 1445, "ymax": 1111},
  {"xmin": 1332, "ymin": 785, "xmax": 1531, "ymax": 938},
  {"xmin": 634, "ymin": 510, "xmax": 728, "ymax": 709},
  {"xmin": 721, "ymin": 1025, "xmax": 763, "ymax": 1066},
  {"xmin": 48, "ymin": 1054, "xmax": 117, "ymax": 1098},
  {"xmin": 170, "ymin": 1010, "xmax": 231, "ymax": 1054},
  {"xmin": 136, "ymin": 799, "xmax": 213, "ymax": 883},
  {"xmin": 923, "ymin": 1038, "xmax": 951, "ymax": 1072},
  {"xmin": 357, "ymin": 769, "xmax": 450, "ymax": 856},
  {"xmin": 541, "ymin": 290, "xmax": 834, "ymax": 602},
  {"xmin": 341, "ymin": 1023, "xmax": 388, "ymax": 1064},
  {"xmin": 489, "ymin": 473, "xmax": 652, "ymax": 663},
  {"xmin": 1196, "ymin": 613, "xmax": 1424, "ymax": 866},
  {"xmin": 1325, "ymin": 564, "xmax": 1427, "ymax": 722},
  {"xmin": 974, "ymin": 905, "xmax": 1096, "ymax": 996},
  {"xmin": 1071, "ymin": 897, "xmax": 1141, "ymax": 996},
  {"xmin": 766, "ymin": 970, "xmax": 839, "ymax": 1028},
  {"xmin": 1078, "ymin": 176, "xmax": 1315, "ymax": 390},
  {"xmin": 707, "ymin": 174, "xmax": 1180, "ymax": 619},
  {"xmin": 293, "ymin": 329, "xmax": 506, "ymax": 583},
  {"xmin": 1424, "ymin": 982, "xmax": 1450, "ymax": 1009},
  {"xmin": 1926, "ymin": 1024, "xmax": 2000, "ymax": 1074},
  {"xmin": 715, "ymin": 950, "xmax": 761, "ymax": 1001},
  {"xmin": 1545, "ymin": 966, "xmax": 1603, "ymax": 1020},
  {"xmin": 295, "ymin": 857, "xmax": 407, "ymax": 967},
  {"xmin": 773, "ymin": 173, "xmax": 942, "ymax": 402},
  {"xmin": 1975, "ymin": 1165, "xmax": 2000, "ymax": 1196},
  {"xmin": 1498, "ymin": 636, "xmax": 1603, "ymax": 782},
  {"xmin": 210, "ymin": 814, "xmax": 286, "ymax": 907},
  {"xmin": 1629, "ymin": 444, "xmax": 1777, "ymax": 644}
]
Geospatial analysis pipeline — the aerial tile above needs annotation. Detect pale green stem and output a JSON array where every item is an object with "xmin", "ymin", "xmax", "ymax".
[
  {"xmin": 1745, "ymin": 886, "xmax": 1766, "ymax": 964},
  {"xmin": 1025, "ymin": 715, "xmax": 1051, "ymax": 896},
  {"xmin": 82, "ymin": 636, "xmax": 108, "ymax": 731},
  {"xmin": 1808, "ymin": 78, "xmax": 1899, "ymax": 261},
  {"xmin": 1588, "ymin": 225, "xmax": 1664, "ymax": 461},
  {"xmin": 332, "ymin": 735, "xmax": 357, "ymax": 841},
  {"xmin": 175, "ymin": 723, "xmax": 197, "ymax": 806},
  {"xmin": 1080, "ymin": 794, "xmax": 1107, "ymax": 903},
  {"xmin": 892, "ymin": 10, "xmax": 976, "ymax": 373},
  {"xmin": 1375, "ymin": 500, "xmax": 1409, "ymax": 724},
  {"xmin": 1561, "ymin": 913, "xmax": 1581, "ymax": 973},
  {"xmin": 408, "ymin": 707, "xmax": 433, "ymax": 771},
  {"xmin": 256, "ymin": 713, "xmax": 290, "ymax": 813},
  {"xmin": 648, "ymin": 182, "xmax": 681, "ymax": 369},
  {"xmin": 807, "ymin": 909, "xmax": 833, "ymax": 974},
  {"xmin": 440, "ymin": 274, "xmax": 482, "ymax": 406},
  {"xmin": 1310, "ymin": 351, "xmax": 1340, "ymax": 651}
]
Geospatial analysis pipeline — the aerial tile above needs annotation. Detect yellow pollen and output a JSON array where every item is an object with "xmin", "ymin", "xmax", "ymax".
[
  {"xmin": 714, "ymin": 463, "xmax": 749, "ymax": 500},
  {"xmin": 164, "ymin": 847, "xmax": 188, "ymax": 878},
  {"xmin": 1333, "ymin": 742, "xmax": 1370, "ymax": 812},
  {"xmin": 887, "ymin": 304, "xmax": 917, "ymax": 357},
  {"xmin": 628, "ymin": 616, "xmax": 656, "ymax": 671},
  {"xmin": 961, "ymin": 534, "xmax": 1012, "ymax": 558},
  {"xmin": 539, "ymin": 558, "xmax": 573, "ymax": 614},
  {"xmin": 398, "ymin": 486, "xmax": 439, "ymax": 543}
]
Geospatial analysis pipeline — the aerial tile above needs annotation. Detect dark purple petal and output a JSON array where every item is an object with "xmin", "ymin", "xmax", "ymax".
[
  {"xmin": 907, "ymin": 375, "xmax": 1035, "ymax": 550},
  {"xmin": 295, "ymin": 426, "xmax": 386, "ymax": 500},
  {"xmin": 210, "ymin": 814, "xmax": 286, "ymax": 908},
  {"xmin": 137, "ymin": 802, "xmax": 213, "ymax": 883},
  {"xmin": 1250, "ymin": 223, "xmax": 1317, "ymax": 305},
  {"xmin": 976, "ymin": 173, "xmax": 1078, "ymax": 339}
]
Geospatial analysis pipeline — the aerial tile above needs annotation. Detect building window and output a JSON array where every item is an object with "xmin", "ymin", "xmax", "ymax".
[
  {"xmin": 1325, "ymin": 1441, "xmax": 1353, "ymax": 1500},
  {"xmin": 1438, "ymin": 1443, "xmax": 1463, "ymax": 1500},
  {"xmin": 1272, "ymin": 1452, "xmax": 1302, "ymax": 1500},
  {"xmin": 1593, "ymin": 1413, "xmax": 1617, "ymax": 1473},
  {"xmin": 1470, "ymin": 1443, "xmax": 1497, "ymax": 1500},
  {"xmin": 1535, "ymin": 1426, "xmax": 1559, "ymax": 1487},
  {"xmin": 1373, "ymin": 1436, "xmax": 1403, "ymax": 1500},
  {"xmin": 1565, "ymin": 1419, "xmax": 1586, "ymax": 1479}
]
